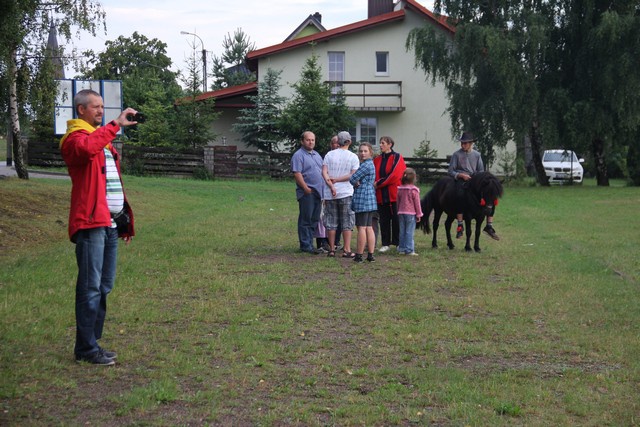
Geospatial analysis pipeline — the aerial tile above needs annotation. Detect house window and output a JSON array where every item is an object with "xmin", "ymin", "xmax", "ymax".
[
  {"xmin": 350, "ymin": 118, "xmax": 378, "ymax": 145},
  {"xmin": 328, "ymin": 52, "xmax": 345, "ymax": 95},
  {"xmin": 375, "ymin": 52, "xmax": 389, "ymax": 76}
]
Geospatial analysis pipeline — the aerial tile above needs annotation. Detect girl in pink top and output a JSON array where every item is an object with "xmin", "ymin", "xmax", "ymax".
[{"xmin": 396, "ymin": 168, "xmax": 423, "ymax": 255}]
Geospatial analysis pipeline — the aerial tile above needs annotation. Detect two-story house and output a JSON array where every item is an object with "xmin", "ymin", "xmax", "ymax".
[{"xmin": 201, "ymin": 0, "xmax": 458, "ymax": 158}]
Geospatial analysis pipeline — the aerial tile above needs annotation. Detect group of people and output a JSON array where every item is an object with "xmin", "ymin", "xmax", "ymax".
[
  {"xmin": 292, "ymin": 130, "xmax": 500, "ymax": 262},
  {"xmin": 292, "ymin": 131, "xmax": 424, "ymax": 262},
  {"xmin": 59, "ymin": 88, "xmax": 497, "ymax": 367}
]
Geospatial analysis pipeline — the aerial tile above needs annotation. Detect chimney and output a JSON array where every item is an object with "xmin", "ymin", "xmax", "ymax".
[
  {"xmin": 368, "ymin": 0, "xmax": 394, "ymax": 18},
  {"xmin": 313, "ymin": 12, "xmax": 322, "ymax": 23}
]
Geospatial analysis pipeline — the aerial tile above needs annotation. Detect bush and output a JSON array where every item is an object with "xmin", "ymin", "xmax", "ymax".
[
  {"xmin": 121, "ymin": 157, "xmax": 146, "ymax": 177},
  {"xmin": 192, "ymin": 167, "xmax": 213, "ymax": 181}
]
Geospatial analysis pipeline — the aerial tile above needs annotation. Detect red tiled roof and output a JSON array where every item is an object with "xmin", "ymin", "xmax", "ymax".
[
  {"xmin": 185, "ymin": 1, "xmax": 454, "ymax": 105},
  {"xmin": 176, "ymin": 81, "xmax": 257, "ymax": 104},
  {"xmin": 247, "ymin": 1, "xmax": 454, "ymax": 63},
  {"xmin": 194, "ymin": 81, "xmax": 257, "ymax": 102},
  {"xmin": 404, "ymin": 0, "xmax": 456, "ymax": 33},
  {"xmin": 247, "ymin": 10, "xmax": 406, "ymax": 62}
]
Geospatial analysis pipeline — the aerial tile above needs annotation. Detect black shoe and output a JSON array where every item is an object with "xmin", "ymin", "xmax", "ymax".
[
  {"xmin": 76, "ymin": 352, "xmax": 115, "ymax": 366},
  {"xmin": 456, "ymin": 224, "xmax": 464, "ymax": 239},
  {"xmin": 99, "ymin": 347, "xmax": 118, "ymax": 359},
  {"xmin": 366, "ymin": 255, "xmax": 375, "ymax": 262},
  {"xmin": 301, "ymin": 248, "xmax": 321, "ymax": 255},
  {"xmin": 353, "ymin": 254, "xmax": 364, "ymax": 263},
  {"xmin": 483, "ymin": 225, "xmax": 500, "ymax": 241}
]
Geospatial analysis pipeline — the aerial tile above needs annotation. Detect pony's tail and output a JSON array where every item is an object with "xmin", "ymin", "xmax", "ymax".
[{"xmin": 418, "ymin": 191, "xmax": 433, "ymax": 234}]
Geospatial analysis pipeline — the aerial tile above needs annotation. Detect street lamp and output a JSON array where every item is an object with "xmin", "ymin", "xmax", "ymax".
[{"xmin": 180, "ymin": 30, "xmax": 207, "ymax": 92}]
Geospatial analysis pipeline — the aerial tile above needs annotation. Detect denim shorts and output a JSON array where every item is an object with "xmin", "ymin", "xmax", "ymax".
[{"xmin": 324, "ymin": 197, "xmax": 354, "ymax": 230}]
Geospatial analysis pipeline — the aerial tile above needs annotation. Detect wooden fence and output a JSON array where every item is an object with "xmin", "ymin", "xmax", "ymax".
[{"xmin": 25, "ymin": 141, "xmax": 450, "ymax": 181}]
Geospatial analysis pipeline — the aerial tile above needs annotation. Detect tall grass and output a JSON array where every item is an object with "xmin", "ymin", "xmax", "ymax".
[{"xmin": 1, "ymin": 176, "xmax": 639, "ymax": 425}]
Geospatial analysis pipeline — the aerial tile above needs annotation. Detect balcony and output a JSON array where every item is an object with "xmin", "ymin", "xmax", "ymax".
[{"xmin": 327, "ymin": 81, "xmax": 404, "ymax": 112}]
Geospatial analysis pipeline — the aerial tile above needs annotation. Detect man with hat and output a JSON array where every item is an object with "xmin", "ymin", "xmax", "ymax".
[
  {"xmin": 448, "ymin": 131, "xmax": 499, "ymax": 240},
  {"xmin": 322, "ymin": 131, "xmax": 360, "ymax": 257}
]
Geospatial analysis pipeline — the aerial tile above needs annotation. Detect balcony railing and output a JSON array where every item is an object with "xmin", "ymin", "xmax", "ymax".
[{"xmin": 326, "ymin": 80, "xmax": 404, "ymax": 112}]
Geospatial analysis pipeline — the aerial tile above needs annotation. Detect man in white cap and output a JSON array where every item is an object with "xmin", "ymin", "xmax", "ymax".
[
  {"xmin": 448, "ymin": 131, "xmax": 499, "ymax": 240},
  {"xmin": 322, "ymin": 131, "xmax": 360, "ymax": 257}
]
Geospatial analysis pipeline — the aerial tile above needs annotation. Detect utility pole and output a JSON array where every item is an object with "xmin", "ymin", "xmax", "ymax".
[{"xmin": 180, "ymin": 31, "xmax": 207, "ymax": 92}]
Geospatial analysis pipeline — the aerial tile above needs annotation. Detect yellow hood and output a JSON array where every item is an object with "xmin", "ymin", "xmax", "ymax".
[{"xmin": 59, "ymin": 119, "xmax": 100, "ymax": 148}]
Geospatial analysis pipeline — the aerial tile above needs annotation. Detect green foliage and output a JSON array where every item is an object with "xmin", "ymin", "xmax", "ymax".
[
  {"xmin": 27, "ymin": 52, "xmax": 58, "ymax": 141},
  {"xmin": 80, "ymin": 32, "xmax": 179, "ymax": 98},
  {"xmin": 412, "ymin": 134, "xmax": 438, "ymax": 158},
  {"xmin": 173, "ymin": 49, "xmax": 219, "ymax": 148},
  {"xmin": 120, "ymin": 156, "xmax": 146, "ymax": 176},
  {"xmin": 210, "ymin": 28, "xmax": 256, "ymax": 90},
  {"xmin": 494, "ymin": 402, "xmax": 522, "ymax": 417},
  {"xmin": 233, "ymin": 68, "xmax": 286, "ymax": 152},
  {"xmin": 279, "ymin": 54, "xmax": 355, "ymax": 154},
  {"xmin": 80, "ymin": 32, "xmax": 182, "ymax": 145},
  {"xmin": 0, "ymin": 0, "xmax": 105, "ymax": 147},
  {"xmin": 192, "ymin": 166, "xmax": 212, "ymax": 180},
  {"xmin": 114, "ymin": 378, "xmax": 179, "ymax": 416},
  {"xmin": 1, "ymin": 0, "xmax": 106, "ymax": 178},
  {"xmin": 496, "ymin": 147, "xmax": 518, "ymax": 183},
  {"xmin": 407, "ymin": 0, "xmax": 640, "ymax": 185}
]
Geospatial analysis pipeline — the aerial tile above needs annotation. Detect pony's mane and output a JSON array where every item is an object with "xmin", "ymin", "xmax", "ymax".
[{"xmin": 470, "ymin": 172, "xmax": 504, "ymax": 198}]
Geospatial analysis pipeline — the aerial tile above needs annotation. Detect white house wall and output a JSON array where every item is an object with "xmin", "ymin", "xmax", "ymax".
[
  {"xmin": 256, "ymin": 11, "xmax": 457, "ymax": 159},
  {"xmin": 211, "ymin": 109, "xmax": 245, "ymax": 149}
]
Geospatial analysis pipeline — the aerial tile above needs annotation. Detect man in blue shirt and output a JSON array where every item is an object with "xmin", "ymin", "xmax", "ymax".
[{"xmin": 291, "ymin": 131, "xmax": 325, "ymax": 254}]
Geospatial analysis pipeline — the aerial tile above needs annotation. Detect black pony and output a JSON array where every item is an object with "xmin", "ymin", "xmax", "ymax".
[{"xmin": 418, "ymin": 172, "xmax": 503, "ymax": 252}]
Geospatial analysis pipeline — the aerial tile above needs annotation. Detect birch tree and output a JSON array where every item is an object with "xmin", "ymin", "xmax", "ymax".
[{"xmin": 0, "ymin": 0, "xmax": 105, "ymax": 179}]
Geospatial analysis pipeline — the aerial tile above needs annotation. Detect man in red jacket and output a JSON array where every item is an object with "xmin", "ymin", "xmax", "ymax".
[{"xmin": 60, "ymin": 89, "xmax": 138, "ymax": 366}]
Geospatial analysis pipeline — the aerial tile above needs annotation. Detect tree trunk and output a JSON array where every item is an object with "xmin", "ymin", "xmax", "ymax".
[
  {"xmin": 530, "ymin": 120, "xmax": 549, "ymax": 186},
  {"xmin": 8, "ymin": 48, "xmax": 29, "ymax": 179},
  {"xmin": 591, "ymin": 137, "xmax": 609, "ymax": 186}
]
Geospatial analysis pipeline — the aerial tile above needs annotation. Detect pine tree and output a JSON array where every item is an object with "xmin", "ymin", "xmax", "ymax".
[
  {"xmin": 210, "ymin": 28, "xmax": 256, "ymax": 90},
  {"xmin": 233, "ymin": 68, "xmax": 286, "ymax": 152},
  {"xmin": 173, "ymin": 48, "xmax": 219, "ymax": 148},
  {"xmin": 279, "ymin": 55, "xmax": 354, "ymax": 154}
]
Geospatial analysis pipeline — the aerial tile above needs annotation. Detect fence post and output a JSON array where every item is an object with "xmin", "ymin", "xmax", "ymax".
[{"xmin": 204, "ymin": 145, "xmax": 215, "ymax": 175}]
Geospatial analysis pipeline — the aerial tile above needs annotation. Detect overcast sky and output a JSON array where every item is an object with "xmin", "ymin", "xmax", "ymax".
[{"xmin": 63, "ymin": 0, "xmax": 434, "ymax": 77}]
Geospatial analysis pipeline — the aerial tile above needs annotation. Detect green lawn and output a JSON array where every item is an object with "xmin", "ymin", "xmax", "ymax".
[{"xmin": 1, "ymin": 176, "xmax": 638, "ymax": 425}]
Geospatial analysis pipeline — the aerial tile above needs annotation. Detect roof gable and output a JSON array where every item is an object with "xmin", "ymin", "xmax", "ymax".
[
  {"xmin": 284, "ymin": 13, "xmax": 327, "ymax": 42},
  {"xmin": 247, "ymin": 0, "xmax": 454, "ymax": 65}
]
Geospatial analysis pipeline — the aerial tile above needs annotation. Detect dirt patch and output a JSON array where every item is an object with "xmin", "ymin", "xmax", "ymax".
[{"xmin": 438, "ymin": 352, "xmax": 621, "ymax": 378}]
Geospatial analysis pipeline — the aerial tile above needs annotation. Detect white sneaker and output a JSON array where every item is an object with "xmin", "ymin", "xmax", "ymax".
[
  {"xmin": 379, "ymin": 246, "xmax": 390, "ymax": 253},
  {"xmin": 408, "ymin": 252, "xmax": 418, "ymax": 256}
]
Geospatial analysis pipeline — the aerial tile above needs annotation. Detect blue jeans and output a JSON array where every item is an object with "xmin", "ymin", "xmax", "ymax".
[
  {"xmin": 298, "ymin": 192, "xmax": 321, "ymax": 252},
  {"xmin": 398, "ymin": 214, "xmax": 416, "ymax": 254},
  {"xmin": 74, "ymin": 227, "xmax": 119, "ymax": 357}
]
